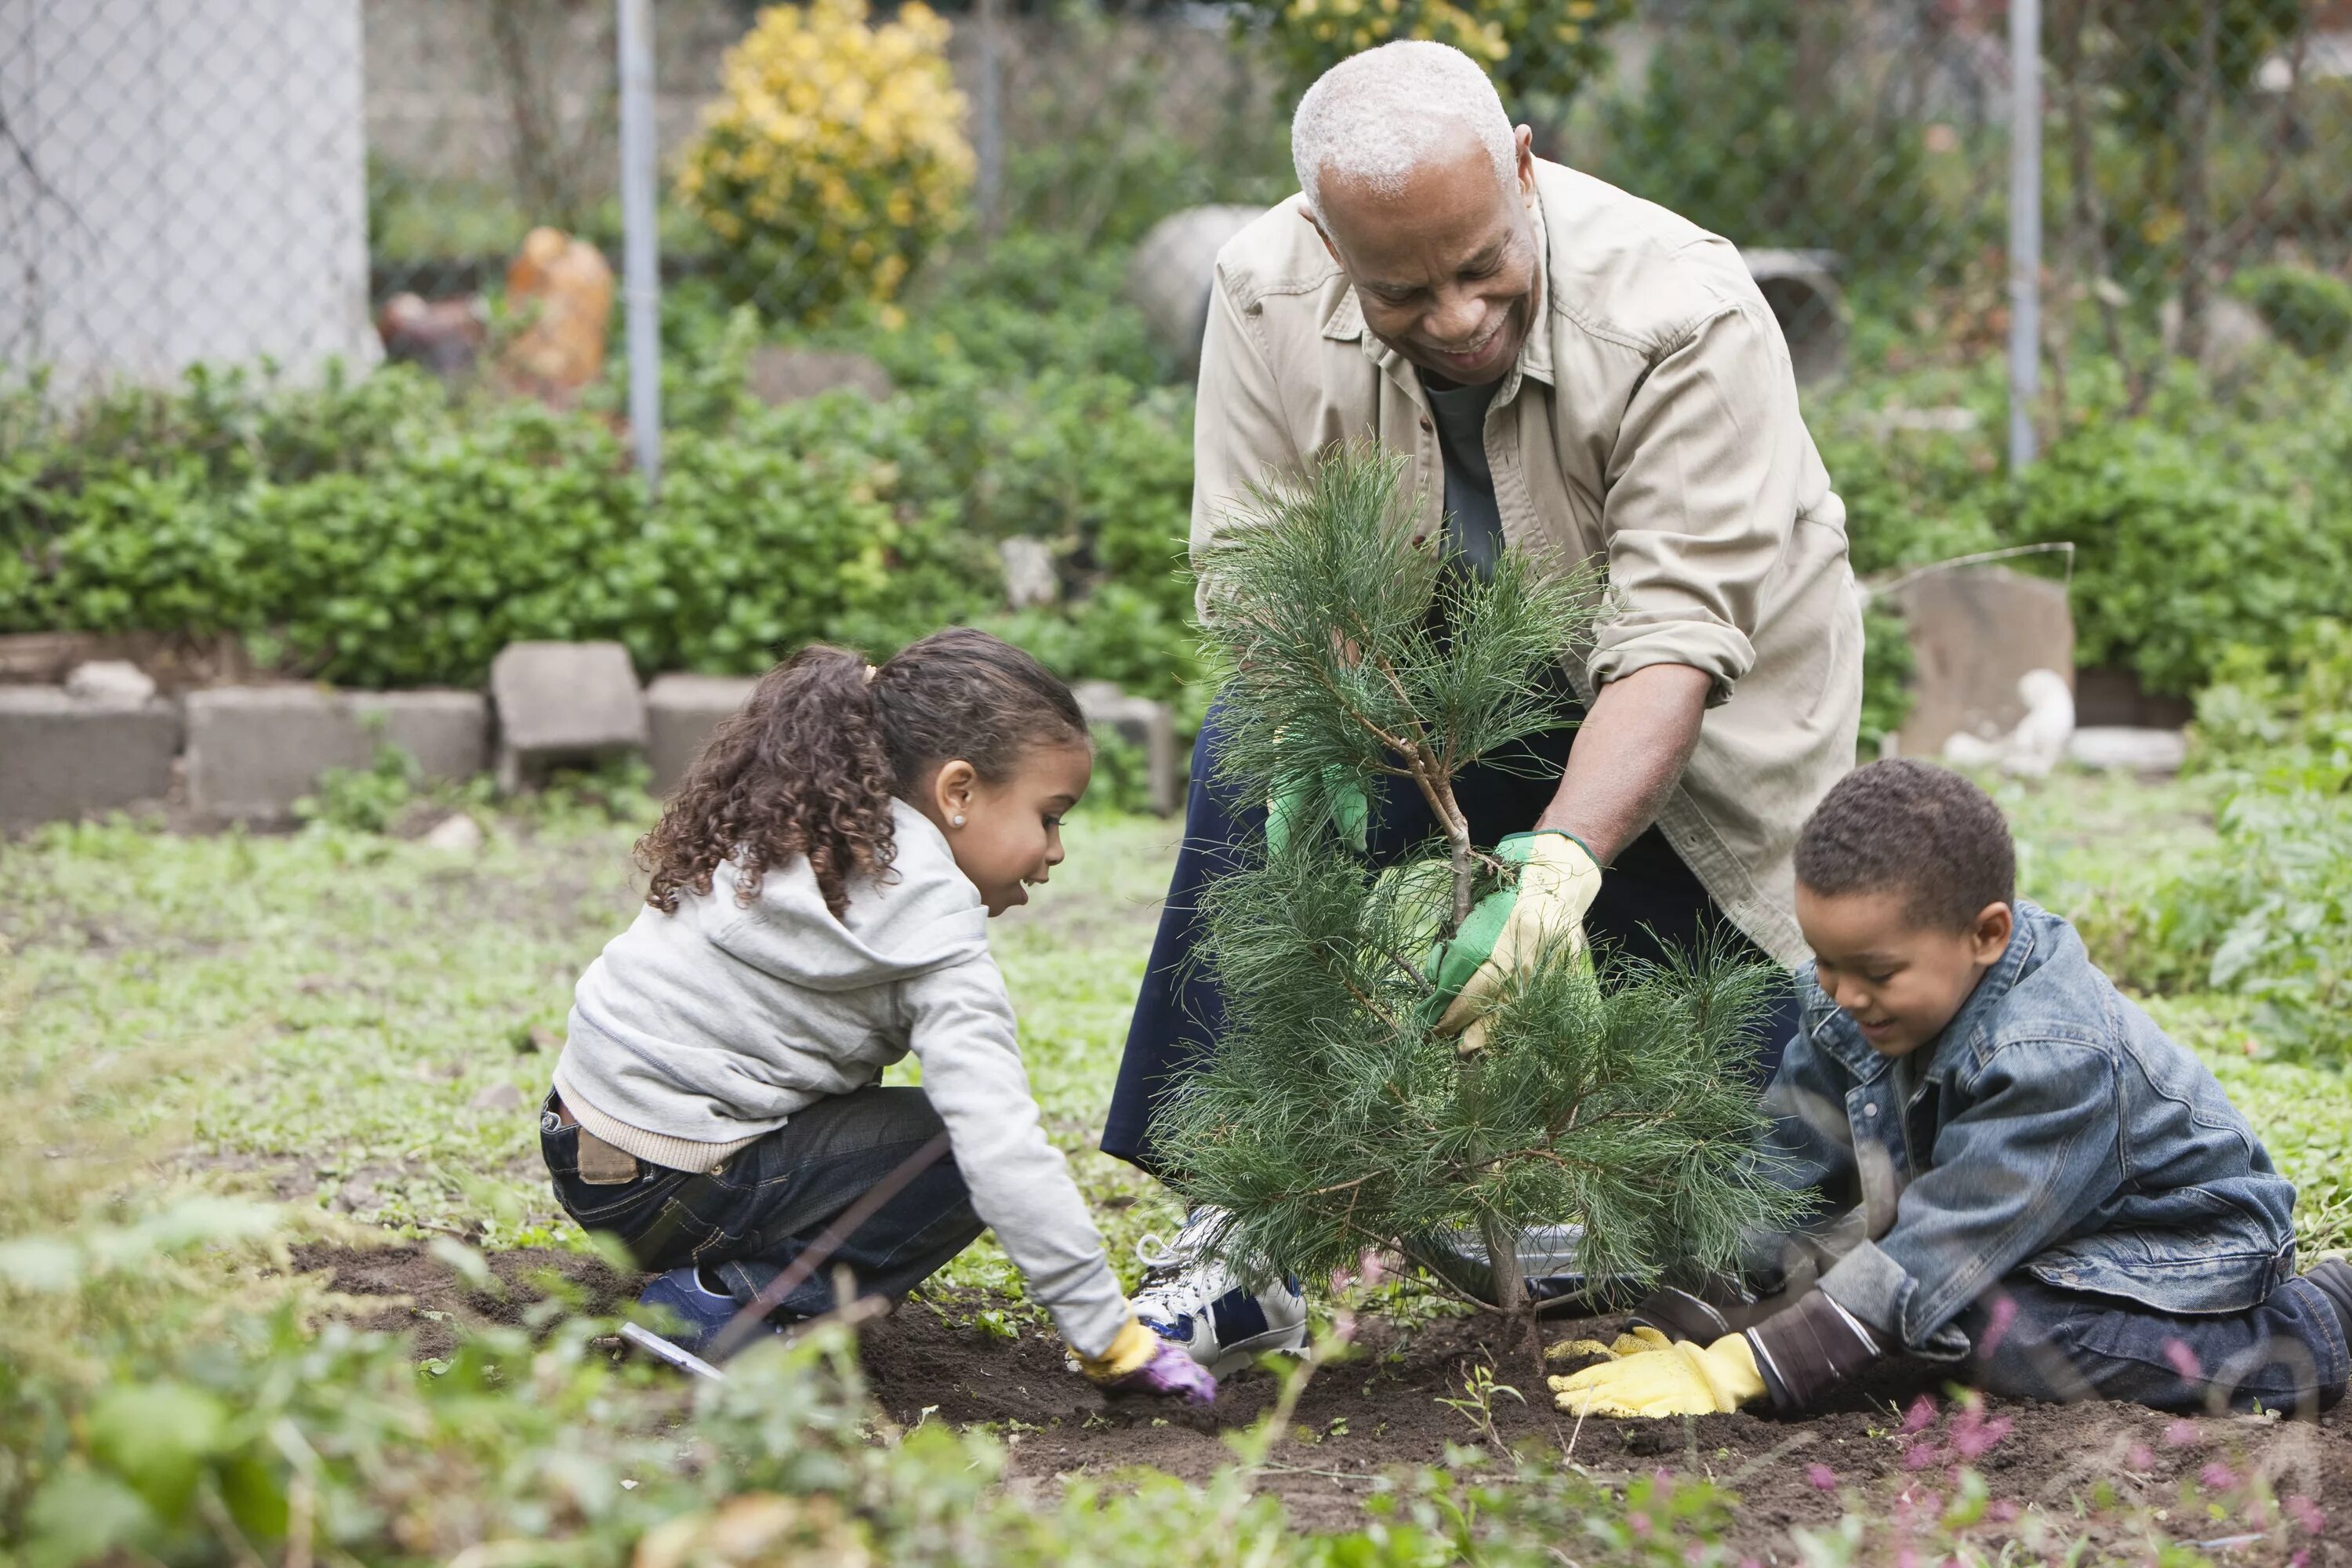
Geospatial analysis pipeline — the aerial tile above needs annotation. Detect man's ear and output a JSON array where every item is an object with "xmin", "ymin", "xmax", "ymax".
[
  {"xmin": 1302, "ymin": 208, "xmax": 1343, "ymax": 267},
  {"xmin": 1513, "ymin": 125, "xmax": 1537, "ymax": 201},
  {"xmin": 931, "ymin": 759, "xmax": 978, "ymax": 826},
  {"xmin": 1970, "ymin": 902, "xmax": 2015, "ymax": 965}
]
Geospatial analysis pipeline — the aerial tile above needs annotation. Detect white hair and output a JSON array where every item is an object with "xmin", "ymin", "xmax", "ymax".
[{"xmin": 1291, "ymin": 41, "xmax": 1517, "ymax": 225}]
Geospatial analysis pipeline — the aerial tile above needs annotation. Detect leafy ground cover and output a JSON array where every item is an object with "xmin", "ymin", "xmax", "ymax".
[{"xmin": 2, "ymin": 771, "xmax": 2348, "ymax": 1564}]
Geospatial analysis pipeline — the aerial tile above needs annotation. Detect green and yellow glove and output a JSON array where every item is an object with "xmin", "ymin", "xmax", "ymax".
[
  {"xmin": 1265, "ymin": 770, "xmax": 1370, "ymax": 858},
  {"xmin": 1547, "ymin": 1333, "xmax": 1764, "ymax": 1417},
  {"xmin": 1428, "ymin": 830, "xmax": 1602, "ymax": 1051}
]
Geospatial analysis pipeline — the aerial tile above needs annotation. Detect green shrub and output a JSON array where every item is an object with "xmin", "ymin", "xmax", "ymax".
[
  {"xmin": 2188, "ymin": 620, "xmax": 2352, "ymax": 794},
  {"xmin": 2232, "ymin": 264, "xmax": 2352, "ymax": 361},
  {"xmin": 2156, "ymin": 790, "xmax": 2352, "ymax": 1062}
]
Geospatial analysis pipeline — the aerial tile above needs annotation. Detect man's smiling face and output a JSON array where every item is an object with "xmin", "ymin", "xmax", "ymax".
[{"xmin": 1308, "ymin": 123, "xmax": 1540, "ymax": 387}]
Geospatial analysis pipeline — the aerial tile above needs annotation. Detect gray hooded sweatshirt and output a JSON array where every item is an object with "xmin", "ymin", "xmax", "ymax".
[{"xmin": 554, "ymin": 800, "xmax": 1129, "ymax": 1355}]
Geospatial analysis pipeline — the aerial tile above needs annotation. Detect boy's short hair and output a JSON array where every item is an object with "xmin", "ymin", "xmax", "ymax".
[{"xmin": 1795, "ymin": 760, "xmax": 2015, "ymax": 931}]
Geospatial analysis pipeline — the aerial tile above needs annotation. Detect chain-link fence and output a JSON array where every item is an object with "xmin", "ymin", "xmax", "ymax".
[{"xmin": 5, "ymin": 0, "xmax": 2350, "ymax": 420}]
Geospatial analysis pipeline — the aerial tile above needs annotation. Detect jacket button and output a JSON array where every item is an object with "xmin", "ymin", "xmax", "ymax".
[
  {"xmin": 1418, "ymin": 416, "xmax": 1433, "ymax": 433},
  {"xmin": 1863, "ymin": 1103, "xmax": 1880, "ymax": 1118}
]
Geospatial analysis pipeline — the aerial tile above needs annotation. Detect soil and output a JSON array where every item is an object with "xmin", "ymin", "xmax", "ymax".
[{"xmin": 291, "ymin": 1241, "xmax": 2352, "ymax": 1563}]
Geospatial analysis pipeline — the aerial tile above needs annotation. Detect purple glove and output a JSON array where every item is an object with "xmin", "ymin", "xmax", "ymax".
[{"xmin": 1100, "ymin": 1336, "xmax": 1218, "ymax": 1406}]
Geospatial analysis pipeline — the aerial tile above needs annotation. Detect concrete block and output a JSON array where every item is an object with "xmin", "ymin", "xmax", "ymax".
[
  {"xmin": 0, "ymin": 688, "xmax": 180, "ymax": 831},
  {"xmin": 745, "ymin": 346, "xmax": 891, "ymax": 405},
  {"xmin": 183, "ymin": 687, "xmax": 490, "ymax": 825},
  {"xmin": 1074, "ymin": 680, "xmax": 1179, "ymax": 817},
  {"xmin": 645, "ymin": 673, "xmax": 760, "ymax": 797},
  {"xmin": 489, "ymin": 641, "xmax": 647, "ymax": 789},
  {"xmin": 2067, "ymin": 726, "xmax": 2189, "ymax": 775},
  {"xmin": 1892, "ymin": 566, "xmax": 2074, "ymax": 760}
]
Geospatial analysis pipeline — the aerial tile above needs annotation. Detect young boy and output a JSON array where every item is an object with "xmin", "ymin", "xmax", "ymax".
[{"xmin": 1553, "ymin": 759, "xmax": 2352, "ymax": 1418}]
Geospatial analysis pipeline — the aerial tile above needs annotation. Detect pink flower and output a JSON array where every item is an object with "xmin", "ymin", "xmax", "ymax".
[
  {"xmin": 1807, "ymin": 1463, "xmax": 1838, "ymax": 1491},
  {"xmin": 1903, "ymin": 1442, "xmax": 1940, "ymax": 1471},
  {"xmin": 1900, "ymin": 1393, "xmax": 1938, "ymax": 1434},
  {"xmin": 1976, "ymin": 1294, "xmax": 2019, "ymax": 1356},
  {"xmin": 1951, "ymin": 1410, "xmax": 2013, "ymax": 1459},
  {"xmin": 2199, "ymin": 1461, "xmax": 2238, "ymax": 1490},
  {"xmin": 2164, "ymin": 1418, "xmax": 2200, "ymax": 1448},
  {"xmin": 2162, "ymin": 1337, "xmax": 2204, "ymax": 1381},
  {"xmin": 1628, "ymin": 1512, "xmax": 1653, "ymax": 1537},
  {"xmin": 2286, "ymin": 1495, "xmax": 2326, "ymax": 1534},
  {"xmin": 1358, "ymin": 1249, "xmax": 1388, "ymax": 1289},
  {"xmin": 2126, "ymin": 1443, "xmax": 2154, "ymax": 1470},
  {"xmin": 1988, "ymin": 1500, "xmax": 2020, "ymax": 1523}
]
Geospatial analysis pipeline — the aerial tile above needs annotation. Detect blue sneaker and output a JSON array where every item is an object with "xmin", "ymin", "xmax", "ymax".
[
  {"xmin": 636, "ymin": 1265, "xmax": 784, "ymax": 1359},
  {"xmin": 1131, "ymin": 1207, "xmax": 1307, "ymax": 1376}
]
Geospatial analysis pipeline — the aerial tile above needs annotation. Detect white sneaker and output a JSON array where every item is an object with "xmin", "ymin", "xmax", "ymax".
[{"xmin": 1131, "ymin": 1207, "xmax": 1307, "ymax": 1375}]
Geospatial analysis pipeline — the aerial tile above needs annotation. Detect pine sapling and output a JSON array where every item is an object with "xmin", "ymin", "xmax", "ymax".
[{"xmin": 1158, "ymin": 443, "xmax": 1802, "ymax": 1327}]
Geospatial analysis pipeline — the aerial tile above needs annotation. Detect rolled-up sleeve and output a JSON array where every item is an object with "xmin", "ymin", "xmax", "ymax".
[
  {"xmin": 1189, "ymin": 268, "xmax": 1298, "ymax": 626},
  {"xmin": 1591, "ymin": 293, "xmax": 1807, "ymax": 704}
]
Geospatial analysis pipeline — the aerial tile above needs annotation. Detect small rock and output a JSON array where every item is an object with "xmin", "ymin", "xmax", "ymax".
[
  {"xmin": 470, "ymin": 1081, "xmax": 525, "ymax": 1113},
  {"xmin": 2067, "ymin": 726, "xmax": 2189, "ymax": 775},
  {"xmin": 421, "ymin": 812, "xmax": 485, "ymax": 855},
  {"xmin": 1000, "ymin": 537, "xmax": 1059, "ymax": 610},
  {"xmin": 744, "ymin": 345, "xmax": 892, "ymax": 405},
  {"xmin": 63, "ymin": 660, "xmax": 158, "ymax": 707}
]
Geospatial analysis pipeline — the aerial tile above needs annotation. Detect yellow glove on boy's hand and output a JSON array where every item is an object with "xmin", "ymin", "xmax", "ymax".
[
  {"xmin": 1072, "ymin": 1317, "xmax": 1161, "ymax": 1382},
  {"xmin": 1546, "ymin": 1326, "xmax": 1676, "ymax": 1363},
  {"xmin": 1436, "ymin": 832, "xmax": 1603, "ymax": 1040},
  {"xmin": 1547, "ymin": 1333, "xmax": 1763, "ymax": 1417}
]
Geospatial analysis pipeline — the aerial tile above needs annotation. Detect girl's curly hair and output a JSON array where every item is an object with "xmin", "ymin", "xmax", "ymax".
[{"xmin": 638, "ymin": 627, "xmax": 1089, "ymax": 920}]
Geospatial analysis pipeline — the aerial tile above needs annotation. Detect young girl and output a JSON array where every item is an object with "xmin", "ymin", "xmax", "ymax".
[{"xmin": 540, "ymin": 628, "xmax": 1211, "ymax": 1403}]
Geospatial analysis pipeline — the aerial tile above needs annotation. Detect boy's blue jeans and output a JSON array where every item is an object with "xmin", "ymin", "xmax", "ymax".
[
  {"xmin": 540, "ymin": 1086, "xmax": 982, "ymax": 1318},
  {"xmin": 1955, "ymin": 1272, "xmax": 2348, "ymax": 1414}
]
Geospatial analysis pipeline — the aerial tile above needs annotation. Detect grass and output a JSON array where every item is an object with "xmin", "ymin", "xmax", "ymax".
[
  {"xmin": 3, "ymin": 766, "xmax": 2347, "ymax": 1565},
  {"xmin": 4, "ymin": 771, "xmax": 2348, "ymax": 1276}
]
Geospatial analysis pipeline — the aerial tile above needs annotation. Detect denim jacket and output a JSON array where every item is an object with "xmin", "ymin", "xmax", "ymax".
[{"xmin": 1755, "ymin": 902, "xmax": 2299, "ymax": 1355}]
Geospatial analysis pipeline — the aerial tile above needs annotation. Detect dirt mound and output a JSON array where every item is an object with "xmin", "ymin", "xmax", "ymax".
[{"xmin": 288, "ymin": 1243, "xmax": 2350, "ymax": 1559}]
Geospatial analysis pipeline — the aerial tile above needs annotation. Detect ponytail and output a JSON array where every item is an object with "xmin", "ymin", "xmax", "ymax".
[{"xmin": 637, "ymin": 629, "xmax": 1087, "ymax": 920}]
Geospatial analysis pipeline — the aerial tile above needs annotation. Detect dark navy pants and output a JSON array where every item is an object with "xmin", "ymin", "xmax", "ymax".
[{"xmin": 1102, "ymin": 695, "xmax": 1802, "ymax": 1175}]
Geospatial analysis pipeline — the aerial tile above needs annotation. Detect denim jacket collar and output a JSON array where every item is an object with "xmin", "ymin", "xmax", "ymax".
[{"xmin": 1806, "ymin": 902, "xmax": 2049, "ymax": 1087}]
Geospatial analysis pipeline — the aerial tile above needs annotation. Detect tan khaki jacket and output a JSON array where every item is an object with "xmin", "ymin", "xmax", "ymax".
[{"xmin": 1191, "ymin": 158, "xmax": 1860, "ymax": 964}]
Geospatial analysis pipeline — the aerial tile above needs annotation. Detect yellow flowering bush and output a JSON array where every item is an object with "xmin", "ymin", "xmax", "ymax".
[
  {"xmin": 1232, "ymin": 0, "xmax": 1632, "ymax": 112},
  {"xmin": 677, "ymin": 0, "xmax": 973, "ymax": 322}
]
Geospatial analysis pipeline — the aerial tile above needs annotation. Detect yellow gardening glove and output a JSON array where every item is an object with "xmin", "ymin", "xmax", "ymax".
[
  {"xmin": 1546, "ymin": 1326, "xmax": 1676, "ymax": 1363},
  {"xmin": 1070, "ymin": 1317, "xmax": 1160, "ymax": 1381},
  {"xmin": 1432, "ymin": 832, "xmax": 1603, "ymax": 1051},
  {"xmin": 1548, "ymin": 1333, "xmax": 1764, "ymax": 1417}
]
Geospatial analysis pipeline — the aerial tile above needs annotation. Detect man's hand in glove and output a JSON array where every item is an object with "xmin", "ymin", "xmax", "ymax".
[
  {"xmin": 1548, "ymin": 1333, "xmax": 1764, "ymax": 1417},
  {"xmin": 1431, "ymin": 831, "xmax": 1603, "ymax": 1049},
  {"xmin": 1074, "ymin": 1318, "xmax": 1218, "ymax": 1406},
  {"xmin": 1547, "ymin": 1326, "xmax": 1675, "ymax": 1363}
]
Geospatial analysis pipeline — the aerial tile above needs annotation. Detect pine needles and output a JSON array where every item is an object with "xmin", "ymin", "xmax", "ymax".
[{"xmin": 1160, "ymin": 442, "xmax": 1804, "ymax": 1312}]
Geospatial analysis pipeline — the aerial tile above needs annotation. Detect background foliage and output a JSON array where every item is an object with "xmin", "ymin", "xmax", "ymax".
[{"xmin": 675, "ymin": 0, "xmax": 973, "ymax": 321}]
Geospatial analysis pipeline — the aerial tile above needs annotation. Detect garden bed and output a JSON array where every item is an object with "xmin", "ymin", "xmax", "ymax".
[{"xmin": 293, "ymin": 1240, "xmax": 2350, "ymax": 1562}]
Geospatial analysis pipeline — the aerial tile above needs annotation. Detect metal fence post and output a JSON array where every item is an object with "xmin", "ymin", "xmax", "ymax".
[
  {"xmin": 2007, "ymin": 0, "xmax": 2042, "ymax": 471},
  {"xmin": 617, "ymin": 0, "xmax": 662, "ymax": 500},
  {"xmin": 975, "ymin": 0, "xmax": 1005, "ymax": 236}
]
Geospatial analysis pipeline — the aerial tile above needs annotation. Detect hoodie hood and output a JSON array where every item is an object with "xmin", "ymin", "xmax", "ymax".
[{"xmin": 702, "ymin": 800, "xmax": 990, "ymax": 994}]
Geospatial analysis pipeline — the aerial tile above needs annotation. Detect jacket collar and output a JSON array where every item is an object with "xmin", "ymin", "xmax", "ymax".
[
  {"xmin": 1317, "ymin": 177, "xmax": 1557, "ymax": 393},
  {"xmin": 1806, "ymin": 902, "xmax": 2048, "ymax": 1085}
]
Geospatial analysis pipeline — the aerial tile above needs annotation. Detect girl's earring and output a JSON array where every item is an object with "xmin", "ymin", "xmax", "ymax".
[{"xmin": 950, "ymin": 814, "xmax": 966, "ymax": 827}]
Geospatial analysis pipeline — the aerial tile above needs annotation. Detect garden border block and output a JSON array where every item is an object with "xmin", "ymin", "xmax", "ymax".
[
  {"xmin": 644, "ymin": 673, "xmax": 760, "ymax": 797},
  {"xmin": 489, "ymin": 641, "xmax": 648, "ymax": 790},
  {"xmin": 183, "ymin": 687, "xmax": 491, "ymax": 826},
  {"xmin": 0, "ymin": 688, "xmax": 182, "ymax": 831},
  {"xmin": 1075, "ymin": 681, "xmax": 1179, "ymax": 817}
]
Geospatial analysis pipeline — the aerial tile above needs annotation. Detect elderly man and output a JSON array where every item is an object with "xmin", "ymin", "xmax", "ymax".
[{"xmin": 1108, "ymin": 41, "xmax": 1861, "ymax": 1372}]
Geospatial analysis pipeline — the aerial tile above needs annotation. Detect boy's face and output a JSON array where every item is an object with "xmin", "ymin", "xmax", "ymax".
[{"xmin": 1795, "ymin": 884, "xmax": 2016, "ymax": 1058}]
